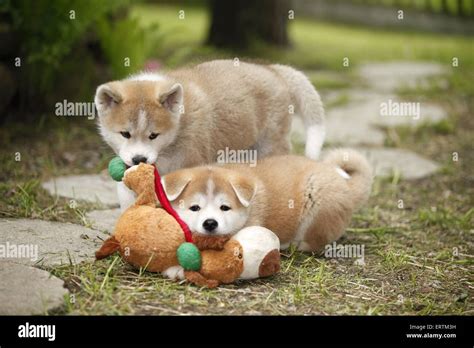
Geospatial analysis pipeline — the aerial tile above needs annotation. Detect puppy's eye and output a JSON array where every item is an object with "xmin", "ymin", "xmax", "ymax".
[
  {"xmin": 120, "ymin": 131, "xmax": 131, "ymax": 139},
  {"xmin": 220, "ymin": 205, "xmax": 231, "ymax": 211},
  {"xmin": 189, "ymin": 205, "xmax": 200, "ymax": 212},
  {"xmin": 149, "ymin": 133, "xmax": 160, "ymax": 140}
]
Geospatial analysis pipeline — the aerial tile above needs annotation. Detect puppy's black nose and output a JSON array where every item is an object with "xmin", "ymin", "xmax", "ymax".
[
  {"xmin": 202, "ymin": 219, "xmax": 218, "ymax": 232},
  {"xmin": 132, "ymin": 156, "xmax": 148, "ymax": 165}
]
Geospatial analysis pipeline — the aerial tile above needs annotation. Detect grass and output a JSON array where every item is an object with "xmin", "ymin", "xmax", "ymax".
[
  {"xmin": 47, "ymin": 208, "xmax": 471, "ymax": 315},
  {"xmin": 1, "ymin": 4, "xmax": 473, "ymax": 315}
]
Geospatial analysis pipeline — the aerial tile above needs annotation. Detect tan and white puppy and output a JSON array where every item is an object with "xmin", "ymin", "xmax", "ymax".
[
  {"xmin": 95, "ymin": 60, "xmax": 325, "ymax": 210},
  {"xmin": 162, "ymin": 149, "xmax": 373, "ymax": 252}
]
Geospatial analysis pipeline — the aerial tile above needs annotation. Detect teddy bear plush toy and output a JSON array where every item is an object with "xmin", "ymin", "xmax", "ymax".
[{"xmin": 95, "ymin": 160, "xmax": 280, "ymax": 288}]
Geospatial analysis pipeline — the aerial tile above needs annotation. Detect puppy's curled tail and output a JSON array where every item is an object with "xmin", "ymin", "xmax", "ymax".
[{"xmin": 323, "ymin": 149, "xmax": 373, "ymax": 209}]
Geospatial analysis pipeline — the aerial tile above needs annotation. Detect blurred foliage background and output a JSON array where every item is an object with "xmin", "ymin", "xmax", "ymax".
[
  {"xmin": 0, "ymin": 0, "xmax": 472, "ymax": 123},
  {"xmin": 0, "ymin": 0, "xmax": 162, "ymax": 118}
]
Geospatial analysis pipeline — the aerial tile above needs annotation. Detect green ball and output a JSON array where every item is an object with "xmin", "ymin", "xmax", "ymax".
[
  {"xmin": 108, "ymin": 156, "xmax": 126, "ymax": 182},
  {"xmin": 177, "ymin": 242, "xmax": 201, "ymax": 271}
]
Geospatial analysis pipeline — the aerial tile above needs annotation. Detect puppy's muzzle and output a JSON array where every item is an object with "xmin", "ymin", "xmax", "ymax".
[
  {"xmin": 202, "ymin": 219, "xmax": 218, "ymax": 233},
  {"xmin": 132, "ymin": 155, "xmax": 148, "ymax": 165}
]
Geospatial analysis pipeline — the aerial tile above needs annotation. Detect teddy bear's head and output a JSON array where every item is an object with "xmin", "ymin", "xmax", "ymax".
[{"xmin": 123, "ymin": 164, "xmax": 157, "ymax": 206}]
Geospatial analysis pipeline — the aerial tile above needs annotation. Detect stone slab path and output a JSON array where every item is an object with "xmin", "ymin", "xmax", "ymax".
[
  {"xmin": 0, "ymin": 219, "xmax": 108, "ymax": 267},
  {"xmin": 42, "ymin": 173, "xmax": 119, "ymax": 206},
  {"xmin": 298, "ymin": 61, "xmax": 444, "ymax": 178},
  {"xmin": 354, "ymin": 147, "xmax": 440, "ymax": 180},
  {"xmin": 325, "ymin": 62, "xmax": 446, "ymax": 146},
  {"xmin": 358, "ymin": 61, "xmax": 445, "ymax": 92},
  {"xmin": 323, "ymin": 91, "xmax": 446, "ymax": 145},
  {"xmin": 86, "ymin": 208, "xmax": 121, "ymax": 233},
  {"xmin": 0, "ymin": 219, "xmax": 109, "ymax": 314},
  {"xmin": 0, "ymin": 261, "xmax": 68, "ymax": 315}
]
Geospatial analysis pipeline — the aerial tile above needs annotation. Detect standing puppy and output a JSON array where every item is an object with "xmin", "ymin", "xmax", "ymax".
[{"xmin": 95, "ymin": 60, "xmax": 325, "ymax": 210}]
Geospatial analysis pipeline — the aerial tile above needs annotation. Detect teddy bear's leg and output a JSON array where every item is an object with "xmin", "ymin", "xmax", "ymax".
[
  {"xmin": 95, "ymin": 236, "xmax": 120, "ymax": 260},
  {"xmin": 184, "ymin": 271, "xmax": 220, "ymax": 288},
  {"xmin": 258, "ymin": 249, "xmax": 280, "ymax": 277},
  {"xmin": 117, "ymin": 181, "xmax": 136, "ymax": 212},
  {"xmin": 232, "ymin": 226, "xmax": 280, "ymax": 280}
]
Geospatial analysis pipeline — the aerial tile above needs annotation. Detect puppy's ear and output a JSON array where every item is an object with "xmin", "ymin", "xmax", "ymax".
[
  {"xmin": 158, "ymin": 83, "xmax": 183, "ymax": 116},
  {"xmin": 95, "ymin": 83, "xmax": 122, "ymax": 115},
  {"xmin": 161, "ymin": 172, "xmax": 191, "ymax": 201},
  {"xmin": 230, "ymin": 176, "xmax": 256, "ymax": 208}
]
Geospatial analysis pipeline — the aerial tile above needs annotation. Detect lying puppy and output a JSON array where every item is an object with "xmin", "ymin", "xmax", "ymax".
[
  {"xmin": 95, "ymin": 60, "xmax": 325, "ymax": 210},
  {"xmin": 162, "ymin": 149, "xmax": 373, "ymax": 252}
]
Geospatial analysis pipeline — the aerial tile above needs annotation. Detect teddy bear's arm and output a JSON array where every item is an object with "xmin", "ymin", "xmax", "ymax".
[
  {"xmin": 192, "ymin": 234, "xmax": 230, "ymax": 250},
  {"xmin": 184, "ymin": 271, "xmax": 220, "ymax": 288}
]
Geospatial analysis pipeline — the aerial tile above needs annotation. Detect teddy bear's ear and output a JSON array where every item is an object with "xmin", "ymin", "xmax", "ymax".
[
  {"xmin": 161, "ymin": 173, "xmax": 192, "ymax": 201},
  {"xmin": 230, "ymin": 175, "xmax": 256, "ymax": 208}
]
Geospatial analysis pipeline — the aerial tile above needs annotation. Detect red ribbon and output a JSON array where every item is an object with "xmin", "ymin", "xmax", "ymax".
[{"xmin": 153, "ymin": 166, "xmax": 193, "ymax": 243}]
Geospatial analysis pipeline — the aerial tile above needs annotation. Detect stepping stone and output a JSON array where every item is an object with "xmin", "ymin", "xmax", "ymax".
[
  {"xmin": 359, "ymin": 61, "xmax": 445, "ymax": 92},
  {"xmin": 294, "ymin": 95, "xmax": 387, "ymax": 146},
  {"xmin": 372, "ymin": 100, "xmax": 447, "ymax": 127},
  {"xmin": 0, "ymin": 261, "xmax": 68, "ymax": 315},
  {"xmin": 325, "ymin": 94, "xmax": 388, "ymax": 145},
  {"xmin": 317, "ymin": 92, "xmax": 446, "ymax": 146},
  {"xmin": 355, "ymin": 147, "xmax": 440, "ymax": 180},
  {"xmin": 86, "ymin": 208, "xmax": 121, "ymax": 233},
  {"xmin": 42, "ymin": 173, "xmax": 118, "ymax": 206},
  {"xmin": 0, "ymin": 219, "xmax": 108, "ymax": 266}
]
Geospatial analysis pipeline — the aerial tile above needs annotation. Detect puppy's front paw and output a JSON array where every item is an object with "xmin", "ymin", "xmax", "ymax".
[{"xmin": 162, "ymin": 265, "xmax": 185, "ymax": 280}]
